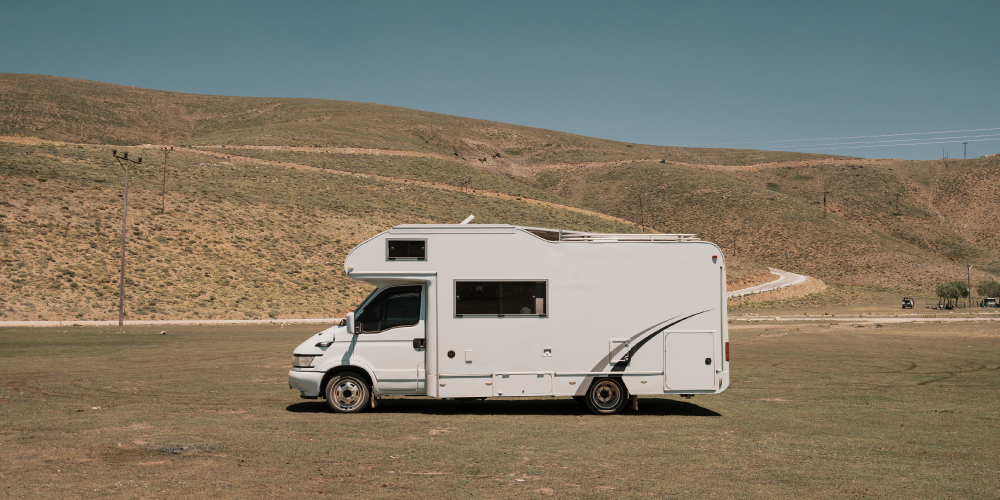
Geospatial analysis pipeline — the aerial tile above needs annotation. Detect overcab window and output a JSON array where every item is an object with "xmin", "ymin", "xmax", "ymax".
[
  {"xmin": 455, "ymin": 281, "xmax": 547, "ymax": 316},
  {"xmin": 387, "ymin": 239, "xmax": 426, "ymax": 260}
]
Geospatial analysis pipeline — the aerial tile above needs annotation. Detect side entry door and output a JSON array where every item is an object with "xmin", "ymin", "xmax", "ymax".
[
  {"xmin": 664, "ymin": 331, "xmax": 717, "ymax": 391},
  {"xmin": 353, "ymin": 286, "xmax": 426, "ymax": 393}
]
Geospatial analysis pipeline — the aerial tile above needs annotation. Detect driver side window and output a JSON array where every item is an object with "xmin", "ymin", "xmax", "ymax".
[
  {"xmin": 358, "ymin": 296, "xmax": 384, "ymax": 333},
  {"xmin": 358, "ymin": 286, "xmax": 422, "ymax": 333}
]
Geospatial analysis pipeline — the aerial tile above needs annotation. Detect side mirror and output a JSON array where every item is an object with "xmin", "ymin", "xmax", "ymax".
[{"xmin": 345, "ymin": 312, "xmax": 356, "ymax": 335}]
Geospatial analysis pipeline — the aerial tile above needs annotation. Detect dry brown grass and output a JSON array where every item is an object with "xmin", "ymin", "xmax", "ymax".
[{"xmin": 2, "ymin": 319, "xmax": 998, "ymax": 498}]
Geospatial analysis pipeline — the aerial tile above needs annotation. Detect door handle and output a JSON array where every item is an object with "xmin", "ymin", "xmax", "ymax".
[{"xmin": 413, "ymin": 338, "xmax": 425, "ymax": 349}]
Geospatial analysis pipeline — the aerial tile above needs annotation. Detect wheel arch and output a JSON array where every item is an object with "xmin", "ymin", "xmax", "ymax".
[{"xmin": 321, "ymin": 365, "xmax": 375, "ymax": 398}]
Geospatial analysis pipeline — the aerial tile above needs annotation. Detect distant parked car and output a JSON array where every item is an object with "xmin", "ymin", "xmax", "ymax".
[
  {"xmin": 901, "ymin": 297, "xmax": 914, "ymax": 309},
  {"xmin": 982, "ymin": 297, "xmax": 997, "ymax": 308}
]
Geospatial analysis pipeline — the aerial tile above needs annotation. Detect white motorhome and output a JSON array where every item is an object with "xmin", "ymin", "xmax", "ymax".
[{"xmin": 288, "ymin": 223, "xmax": 730, "ymax": 415}]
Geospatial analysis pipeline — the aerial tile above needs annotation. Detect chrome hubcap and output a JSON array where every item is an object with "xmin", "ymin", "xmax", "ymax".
[{"xmin": 333, "ymin": 380, "xmax": 364, "ymax": 409}]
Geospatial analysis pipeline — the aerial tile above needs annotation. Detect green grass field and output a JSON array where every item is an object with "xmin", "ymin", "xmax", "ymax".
[{"xmin": 2, "ymin": 321, "xmax": 997, "ymax": 498}]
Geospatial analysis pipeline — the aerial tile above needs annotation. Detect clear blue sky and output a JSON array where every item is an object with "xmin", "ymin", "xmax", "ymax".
[{"xmin": 3, "ymin": 0, "xmax": 997, "ymax": 160}]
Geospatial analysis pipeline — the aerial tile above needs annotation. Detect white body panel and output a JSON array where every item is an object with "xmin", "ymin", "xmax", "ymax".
[{"xmin": 288, "ymin": 224, "xmax": 729, "ymax": 400}]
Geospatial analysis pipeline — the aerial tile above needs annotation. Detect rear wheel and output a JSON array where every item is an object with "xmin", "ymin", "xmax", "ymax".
[
  {"xmin": 325, "ymin": 371, "xmax": 371, "ymax": 413},
  {"xmin": 584, "ymin": 378, "xmax": 627, "ymax": 415}
]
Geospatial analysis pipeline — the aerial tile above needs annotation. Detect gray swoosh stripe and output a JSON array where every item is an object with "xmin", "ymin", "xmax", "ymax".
[{"xmin": 611, "ymin": 309, "xmax": 712, "ymax": 372}]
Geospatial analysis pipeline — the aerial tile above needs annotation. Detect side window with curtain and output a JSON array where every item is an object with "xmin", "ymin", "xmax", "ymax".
[{"xmin": 455, "ymin": 281, "xmax": 547, "ymax": 317}]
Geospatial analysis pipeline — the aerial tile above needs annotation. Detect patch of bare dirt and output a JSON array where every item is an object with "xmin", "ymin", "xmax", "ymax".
[
  {"xmin": 179, "ymin": 146, "xmax": 630, "ymax": 224},
  {"xmin": 0, "ymin": 135, "xmax": 67, "ymax": 146}
]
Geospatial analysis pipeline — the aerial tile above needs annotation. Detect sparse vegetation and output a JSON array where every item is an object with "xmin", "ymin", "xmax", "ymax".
[
  {"xmin": 976, "ymin": 280, "xmax": 1000, "ymax": 299},
  {"xmin": 2, "ymin": 321, "xmax": 999, "ymax": 497},
  {"xmin": 0, "ymin": 142, "xmax": 637, "ymax": 321},
  {"xmin": 540, "ymin": 158, "xmax": 1000, "ymax": 292},
  {"xmin": 2, "ymin": 74, "xmax": 998, "ymax": 321},
  {"xmin": 197, "ymin": 147, "xmax": 569, "ymax": 205}
]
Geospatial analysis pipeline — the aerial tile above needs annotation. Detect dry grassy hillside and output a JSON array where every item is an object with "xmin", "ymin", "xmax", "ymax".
[
  {"xmin": 924, "ymin": 156, "xmax": 1000, "ymax": 254},
  {"xmin": 538, "ymin": 159, "xmax": 1000, "ymax": 291},
  {"xmin": 724, "ymin": 157, "xmax": 1000, "ymax": 273},
  {"xmin": 6, "ymin": 73, "xmax": 998, "ymax": 322},
  {"xmin": 0, "ymin": 140, "xmax": 651, "ymax": 321},
  {"xmin": 1, "ymin": 74, "xmax": 836, "ymax": 179}
]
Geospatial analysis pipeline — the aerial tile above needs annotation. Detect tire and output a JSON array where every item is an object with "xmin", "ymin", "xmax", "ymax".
[
  {"xmin": 324, "ymin": 371, "xmax": 371, "ymax": 413},
  {"xmin": 584, "ymin": 378, "xmax": 628, "ymax": 415}
]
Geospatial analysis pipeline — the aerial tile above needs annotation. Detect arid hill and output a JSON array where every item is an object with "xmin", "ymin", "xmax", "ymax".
[
  {"xmin": 1, "ymin": 73, "xmax": 837, "ymax": 177},
  {"xmin": 2, "ymin": 74, "xmax": 998, "ymax": 321}
]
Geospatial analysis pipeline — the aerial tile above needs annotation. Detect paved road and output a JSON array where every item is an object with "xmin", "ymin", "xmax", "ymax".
[
  {"xmin": 727, "ymin": 268, "xmax": 808, "ymax": 298},
  {"xmin": 0, "ymin": 318, "xmax": 341, "ymax": 328}
]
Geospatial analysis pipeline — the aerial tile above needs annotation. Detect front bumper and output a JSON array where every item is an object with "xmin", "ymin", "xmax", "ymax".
[{"xmin": 289, "ymin": 369, "xmax": 325, "ymax": 398}]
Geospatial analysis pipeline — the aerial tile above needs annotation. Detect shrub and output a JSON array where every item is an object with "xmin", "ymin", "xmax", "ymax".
[{"xmin": 977, "ymin": 280, "xmax": 1000, "ymax": 298}]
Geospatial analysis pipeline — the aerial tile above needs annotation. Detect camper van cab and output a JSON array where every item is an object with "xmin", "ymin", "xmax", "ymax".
[{"xmin": 289, "ymin": 224, "xmax": 730, "ymax": 415}]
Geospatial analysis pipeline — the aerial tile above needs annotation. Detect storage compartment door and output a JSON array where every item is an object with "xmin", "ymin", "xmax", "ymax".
[
  {"xmin": 664, "ymin": 331, "xmax": 717, "ymax": 391},
  {"xmin": 494, "ymin": 373, "xmax": 554, "ymax": 396}
]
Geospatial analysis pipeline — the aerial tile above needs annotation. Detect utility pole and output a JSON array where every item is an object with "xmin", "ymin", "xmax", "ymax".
[
  {"xmin": 963, "ymin": 142, "xmax": 968, "ymax": 160},
  {"xmin": 637, "ymin": 191, "xmax": 645, "ymax": 233},
  {"xmin": 968, "ymin": 264, "xmax": 972, "ymax": 308},
  {"xmin": 112, "ymin": 149, "xmax": 141, "ymax": 334},
  {"xmin": 160, "ymin": 147, "xmax": 172, "ymax": 214},
  {"xmin": 850, "ymin": 259, "xmax": 854, "ymax": 295}
]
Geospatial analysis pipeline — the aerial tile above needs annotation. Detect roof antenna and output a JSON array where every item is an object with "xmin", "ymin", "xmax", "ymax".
[{"xmin": 460, "ymin": 214, "xmax": 475, "ymax": 224}]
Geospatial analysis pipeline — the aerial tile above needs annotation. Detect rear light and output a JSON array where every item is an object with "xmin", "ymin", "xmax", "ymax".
[{"xmin": 725, "ymin": 342, "xmax": 729, "ymax": 362}]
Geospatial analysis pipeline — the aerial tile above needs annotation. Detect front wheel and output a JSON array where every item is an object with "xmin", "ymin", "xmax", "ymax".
[
  {"xmin": 325, "ymin": 371, "xmax": 371, "ymax": 413},
  {"xmin": 584, "ymin": 378, "xmax": 628, "ymax": 415}
]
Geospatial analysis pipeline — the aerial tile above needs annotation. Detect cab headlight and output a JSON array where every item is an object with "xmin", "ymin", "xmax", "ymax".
[{"xmin": 292, "ymin": 355, "xmax": 317, "ymax": 368}]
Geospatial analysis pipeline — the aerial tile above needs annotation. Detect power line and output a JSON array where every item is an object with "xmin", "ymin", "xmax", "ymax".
[
  {"xmin": 689, "ymin": 126, "xmax": 1000, "ymax": 147},
  {"xmin": 758, "ymin": 132, "xmax": 1000, "ymax": 149},
  {"xmin": 783, "ymin": 136, "xmax": 1000, "ymax": 151}
]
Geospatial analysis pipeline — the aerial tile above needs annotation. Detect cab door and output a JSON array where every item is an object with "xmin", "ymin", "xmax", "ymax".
[{"xmin": 352, "ymin": 286, "xmax": 425, "ymax": 393}]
